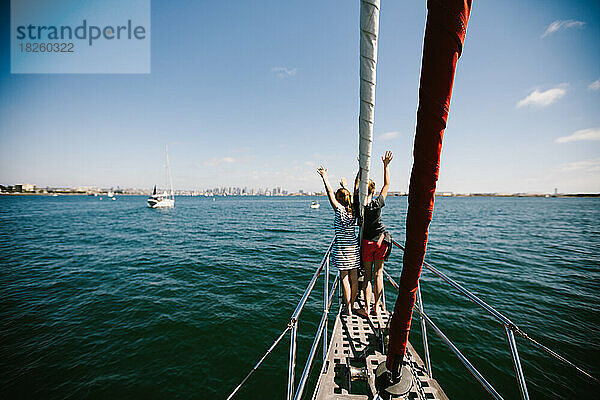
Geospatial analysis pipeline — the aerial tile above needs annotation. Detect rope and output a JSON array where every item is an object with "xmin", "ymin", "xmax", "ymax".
[
  {"xmin": 510, "ymin": 326, "xmax": 599, "ymax": 383},
  {"xmin": 226, "ymin": 323, "xmax": 293, "ymax": 400}
]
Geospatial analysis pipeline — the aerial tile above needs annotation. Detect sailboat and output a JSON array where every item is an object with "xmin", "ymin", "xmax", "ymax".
[{"xmin": 148, "ymin": 146, "xmax": 175, "ymax": 208}]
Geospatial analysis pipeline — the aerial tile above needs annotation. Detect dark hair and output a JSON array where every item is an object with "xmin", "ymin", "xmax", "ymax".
[
  {"xmin": 368, "ymin": 179, "xmax": 376, "ymax": 196},
  {"xmin": 335, "ymin": 188, "xmax": 353, "ymax": 215}
]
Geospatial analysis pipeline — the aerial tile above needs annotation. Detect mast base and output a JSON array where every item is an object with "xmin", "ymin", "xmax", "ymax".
[{"xmin": 374, "ymin": 362, "xmax": 412, "ymax": 398}]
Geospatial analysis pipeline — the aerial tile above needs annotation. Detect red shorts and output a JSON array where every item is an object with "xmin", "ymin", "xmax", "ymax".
[{"xmin": 362, "ymin": 237, "xmax": 388, "ymax": 262}]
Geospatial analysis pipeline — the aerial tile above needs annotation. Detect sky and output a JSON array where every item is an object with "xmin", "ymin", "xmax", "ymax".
[{"xmin": 0, "ymin": 0, "xmax": 599, "ymax": 193}]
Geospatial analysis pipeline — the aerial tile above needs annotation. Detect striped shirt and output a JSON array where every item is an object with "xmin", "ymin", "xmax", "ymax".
[{"xmin": 331, "ymin": 205, "xmax": 360, "ymax": 270}]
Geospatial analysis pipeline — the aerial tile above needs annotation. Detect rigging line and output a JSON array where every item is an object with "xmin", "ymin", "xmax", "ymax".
[
  {"xmin": 511, "ymin": 327, "xmax": 599, "ymax": 383},
  {"xmin": 391, "ymin": 240, "xmax": 598, "ymax": 383},
  {"xmin": 166, "ymin": 144, "xmax": 174, "ymax": 198},
  {"xmin": 226, "ymin": 324, "xmax": 293, "ymax": 400}
]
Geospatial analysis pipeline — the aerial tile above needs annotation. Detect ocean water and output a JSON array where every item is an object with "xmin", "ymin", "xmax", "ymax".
[{"xmin": 0, "ymin": 195, "xmax": 598, "ymax": 399}]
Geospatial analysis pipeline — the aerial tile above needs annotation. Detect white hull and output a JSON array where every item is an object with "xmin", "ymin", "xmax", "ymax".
[{"xmin": 148, "ymin": 198, "xmax": 174, "ymax": 208}]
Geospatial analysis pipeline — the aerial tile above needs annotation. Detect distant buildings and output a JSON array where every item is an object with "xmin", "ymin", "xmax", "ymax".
[
  {"xmin": 0, "ymin": 184, "xmax": 36, "ymax": 193},
  {"xmin": 0, "ymin": 184, "xmax": 145, "ymax": 195},
  {"xmin": 176, "ymin": 186, "xmax": 292, "ymax": 196},
  {"xmin": 0, "ymin": 181, "xmax": 315, "ymax": 196},
  {"xmin": 1, "ymin": 184, "xmax": 594, "ymax": 197}
]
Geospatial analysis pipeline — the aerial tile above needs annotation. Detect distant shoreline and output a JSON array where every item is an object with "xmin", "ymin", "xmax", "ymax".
[{"xmin": 1, "ymin": 192, "xmax": 599, "ymax": 198}]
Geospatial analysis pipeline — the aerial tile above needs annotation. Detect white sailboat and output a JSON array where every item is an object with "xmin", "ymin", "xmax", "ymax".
[{"xmin": 148, "ymin": 145, "xmax": 175, "ymax": 208}]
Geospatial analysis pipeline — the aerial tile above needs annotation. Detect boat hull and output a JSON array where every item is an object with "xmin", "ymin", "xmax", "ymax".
[{"xmin": 147, "ymin": 198, "xmax": 174, "ymax": 208}]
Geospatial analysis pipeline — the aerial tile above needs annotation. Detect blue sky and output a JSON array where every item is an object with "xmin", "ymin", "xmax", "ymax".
[{"xmin": 0, "ymin": 0, "xmax": 599, "ymax": 193}]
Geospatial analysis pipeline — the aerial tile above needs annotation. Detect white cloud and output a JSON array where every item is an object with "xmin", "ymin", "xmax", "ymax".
[
  {"xmin": 556, "ymin": 128, "xmax": 600, "ymax": 143},
  {"xmin": 557, "ymin": 158, "xmax": 600, "ymax": 172},
  {"xmin": 542, "ymin": 20, "xmax": 585, "ymax": 38},
  {"xmin": 379, "ymin": 131, "xmax": 401, "ymax": 140},
  {"xmin": 517, "ymin": 85, "xmax": 567, "ymax": 108},
  {"xmin": 589, "ymin": 79, "xmax": 600, "ymax": 91},
  {"xmin": 203, "ymin": 157, "xmax": 236, "ymax": 167},
  {"xmin": 271, "ymin": 67, "xmax": 298, "ymax": 79}
]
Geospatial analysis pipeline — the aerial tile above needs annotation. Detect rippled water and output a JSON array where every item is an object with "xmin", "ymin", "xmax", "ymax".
[{"xmin": 0, "ymin": 195, "xmax": 598, "ymax": 399}]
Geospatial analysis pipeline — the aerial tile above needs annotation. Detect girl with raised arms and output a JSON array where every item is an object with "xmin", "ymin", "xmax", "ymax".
[
  {"xmin": 317, "ymin": 166, "xmax": 361, "ymax": 315},
  {"xmin": 355, "ymin": 151, "xmax": 394, "ymax": 316}
]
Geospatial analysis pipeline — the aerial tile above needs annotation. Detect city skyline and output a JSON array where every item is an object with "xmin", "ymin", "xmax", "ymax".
[
  {"xmin": 0, "ymin": 1, "xmax": 599, "ymax": 193},
  {"xmin": 2, "ymin": 181, "xmax": 594, "ymax": 197}
]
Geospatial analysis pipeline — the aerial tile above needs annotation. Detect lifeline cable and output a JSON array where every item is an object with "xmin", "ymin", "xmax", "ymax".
[
  {"xmin": 512, "ymin": 326, "xmax": 599, "ymax": 383},
  {"xmin": 226, "ymin": 324, "xmax": 293, "ymax": 400},
  {"xmin": 392, "ymin": 240, "xmax": 598, "ymax": 384}
]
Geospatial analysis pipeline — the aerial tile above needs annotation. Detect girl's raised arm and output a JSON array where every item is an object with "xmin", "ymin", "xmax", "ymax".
[
  {"xmin": 317, "ymin": 166, "xmax": 341, "ymax": 210},
  {"xmin": 380, "ymin": 151, "xmax": 393, "ymax": 200}
]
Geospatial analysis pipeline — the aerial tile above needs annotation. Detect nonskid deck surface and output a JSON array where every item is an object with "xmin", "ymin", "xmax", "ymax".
[{"xmin": 314, "ymin": 309, "xmax": 448, "ymax": 400}]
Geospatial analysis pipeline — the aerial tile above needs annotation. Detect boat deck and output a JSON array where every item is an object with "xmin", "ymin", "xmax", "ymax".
[{"xmin": 314, "ymin": 309, "xmax": 448, "ymax": 400}]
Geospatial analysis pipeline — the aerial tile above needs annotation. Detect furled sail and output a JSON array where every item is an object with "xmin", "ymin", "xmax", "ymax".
[
  {"xmin": 358, "ymin": 0, "xmax": 380, "ymax": 209},
  {"xmin": 386, "ymin": 0, "xmax": 472, "ymax": 372}
]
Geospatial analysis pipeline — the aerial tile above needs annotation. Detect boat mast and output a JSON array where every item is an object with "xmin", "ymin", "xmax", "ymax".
[
  {"xmin": 165, "ymin": 144, "xmax": 174, "ymax": 199},
  {"xmin": 358, "ymin": 0, "xmax": 380, "ymax": 215}
]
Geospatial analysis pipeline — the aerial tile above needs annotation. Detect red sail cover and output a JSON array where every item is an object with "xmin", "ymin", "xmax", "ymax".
[{"xmin": 386, "ymin": 0, "xmax": 472, "ymax": 371}]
